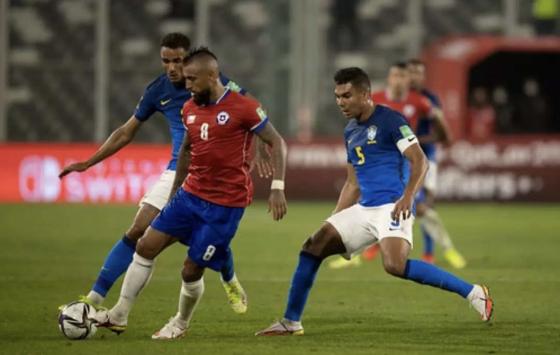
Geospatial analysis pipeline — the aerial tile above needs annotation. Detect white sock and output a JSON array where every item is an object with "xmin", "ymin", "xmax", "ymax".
[
  {"xmin": 282, "ymin": 318, "xmax": 302, "ymax": 328},
  {"xmin": 86, "ymin": 291, "xmax": 104, "ymax": 306},
  {"xmin": 420, "ymin": 208, "xmax": 454, "ymax": 250},
  {"xmin": 176, "ymin": 278, "xmax": 205, "ymax": 328},
  {"xmin": 466, "ymin": 284, "xmax": 481, "ymax": 302},
  {"xmin": 110, "ymin": 253, "xmax": 154, "ymax": 322}
]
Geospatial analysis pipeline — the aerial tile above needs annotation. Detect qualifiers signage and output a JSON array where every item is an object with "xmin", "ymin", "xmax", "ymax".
[
  {"xmin": 0, "ymin": 143, "xmax": 169, "ymax": 203},
  {"xmin": 2, "ymin": 138, "xmax": 560, "ymax": 203},
  {"xmin": 252, "ymin": 137, "xmax": 560, "ymax": 202}
]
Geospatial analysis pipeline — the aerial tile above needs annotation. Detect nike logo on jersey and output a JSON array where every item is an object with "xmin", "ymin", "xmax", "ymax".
[
  {"xmin": 160, "ymin": 98, "xmax": 172, "ymax": 106},
  {"xmin": 407, "ymin": 137, "xmax": 416, "ymax": 142}
]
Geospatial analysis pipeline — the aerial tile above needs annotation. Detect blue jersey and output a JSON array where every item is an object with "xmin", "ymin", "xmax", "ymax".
[
  {"xmin": 133, "ymin": 73, "xmax": 246, "ymax": 170},
  {"xmin": 415, "ymin": 88, "xmax": 441, "ymax": 161},
  {"xmin": 345, "ymin": 105, "xmax": 417, "ymax": 207}
]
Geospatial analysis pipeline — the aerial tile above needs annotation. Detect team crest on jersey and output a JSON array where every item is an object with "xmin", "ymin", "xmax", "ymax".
[
  {"xmin": 216, "ymin": 111, "xmax": 230, "ymax": 125},
  {"xmin": 187, "ymin": 115, "xmax": 196, "ymax": 124},
  {"xmin": 403, "ymin": 104, "xmax": 416, "ymax": 118},
  {"xmin": 367, "ymin": 125, "xmax": 377, "ymax": 144}
]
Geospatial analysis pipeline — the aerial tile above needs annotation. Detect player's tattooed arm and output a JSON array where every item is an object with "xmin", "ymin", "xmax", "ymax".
[
  {"xmin": 332, "ymin": 164, "xmax": 360, "ymax": 214},
  {"xmin": 59, "ymin": 116, "xmax": 142, "ymax": 178},
  {"xmin": 242, "ymin": 92, "xmax": 273, "ymax": 178},
  {"xmin": 392, "ymin": 143, "xmax": 428, "ymax": 221},
  {"xmin": 169, "ymin": 131, "xmax": 192, "ymax": 200},
  {"xmin": 253, "ymin": 137, "xmax": 273, "ymax": 179},
  {"xmin": 255, "ymin": 122, "xmax": 288, "ymax": 221}
]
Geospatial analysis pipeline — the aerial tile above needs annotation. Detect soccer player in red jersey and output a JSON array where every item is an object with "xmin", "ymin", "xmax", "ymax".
[
  {"xmin": 371, "ymin": 62, "xmax": 444, "ymax": 134},
  {"xmin": 92, "ymin": 47, "xmax": 288, "ymax": 339}
]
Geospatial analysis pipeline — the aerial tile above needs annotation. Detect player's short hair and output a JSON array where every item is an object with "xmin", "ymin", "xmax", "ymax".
[
  {"xmin": 334, "ymin": 67, "xmax": 371, "ymax": 92},
  {"xmin": 160, "ymin": 33, "xmax": 191, "ymax": 51},
  {"xmin": 407, "ymin": 58, "xmax": 425, "ymax": 67},
  {"xmin": 183, "ymin": 46, "xmax": 219, "ymax": 64},
  {"xmin": 391, "ymin": 61, "xmax": 408, "ymax": 70}
]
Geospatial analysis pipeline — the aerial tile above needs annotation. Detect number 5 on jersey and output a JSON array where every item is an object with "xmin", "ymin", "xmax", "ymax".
[
  {"xmin": 355, "ymin": 146, "xmax": 365, "ymax": 165},
  {"xmin": 200, "ymin": 123, "xmax": 209, "ymax": 140}
]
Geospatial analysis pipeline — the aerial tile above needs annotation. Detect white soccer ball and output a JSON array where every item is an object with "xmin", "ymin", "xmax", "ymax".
[{"xmin": 58, "ymin": 301, "xmax": 97, "ymax": 340}]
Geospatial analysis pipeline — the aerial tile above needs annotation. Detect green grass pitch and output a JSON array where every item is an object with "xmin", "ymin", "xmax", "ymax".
[{"xmin": 1, "ymin": 202, "xmax": 560, "ymax": 354}]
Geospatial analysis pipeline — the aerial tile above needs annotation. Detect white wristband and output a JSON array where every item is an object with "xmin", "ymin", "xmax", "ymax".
[{"xmin": 271, "ymin": 180, "xmax": 285, "ymax": 190}]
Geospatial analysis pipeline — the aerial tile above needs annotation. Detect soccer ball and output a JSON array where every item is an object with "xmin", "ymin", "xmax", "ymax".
[{"xmin": 58, "ymin": 301, "xmax": 97, "ymax": 340}]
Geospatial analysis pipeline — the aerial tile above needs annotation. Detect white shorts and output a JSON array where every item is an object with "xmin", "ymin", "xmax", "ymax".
[
  {"xmin": 424, "ymin": 161, "xmax": 438, "ymax": 192},
  {"xmin": 139, "ymin": 170, "xmax": 176, "ymax": 210},
  {"xmin": 326, "ymin": 203, "xmax": 414, "ymax": 259}
]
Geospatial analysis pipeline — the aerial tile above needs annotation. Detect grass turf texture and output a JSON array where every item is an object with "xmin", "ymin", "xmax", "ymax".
[{"xmin": 1, "ymin": 202, "xmax": 559, "ymax": 354}]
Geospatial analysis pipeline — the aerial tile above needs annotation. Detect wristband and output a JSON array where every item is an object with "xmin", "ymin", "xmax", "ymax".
[{"xmin": 271, "ymin": 180, "xmax": 285, "ymax": 190}]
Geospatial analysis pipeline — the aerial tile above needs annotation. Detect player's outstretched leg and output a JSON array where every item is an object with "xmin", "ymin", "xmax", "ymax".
[
  {"xmin": 380, "ymin": 238, "xmax": 493, "ymax": 322},
  {"xmin": 85, "ymin": 204, "xmax": 160, "ymax": 307},
  {"xmin": 220, "ymin": 250, "xmax": 247, "ymax": 314},
  {"xmin": 91, "ymin": 226, "xmax": 172, "ymax": 334},
  {"xmin": 153, "ymin": 258, "xmax": 205, "ymax": 340},
  {"xmin": 257, "ymin": 223, "xmax": 346, "ymax": 336}
]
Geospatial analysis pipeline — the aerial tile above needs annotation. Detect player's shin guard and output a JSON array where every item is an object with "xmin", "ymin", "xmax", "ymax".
[
  {"xmin": 177, "ymin": 278, "xmax": 205, "ymax": 328},
  {"xmin": 404, "ymin": 259, "xmax": 473, "ymax": 298},
  {"xmin": 111, "ymin": 253, "xmax": 154, "ymax": 322},
  {"xmin": 284, "ymin": 252, "xmax": 322, "ymax": 322},
  {"xmin": 91, "ymin": 235, "xmax": 136, "ymax": 300}
]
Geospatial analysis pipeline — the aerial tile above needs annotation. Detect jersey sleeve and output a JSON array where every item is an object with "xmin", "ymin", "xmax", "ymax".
[
  {"xmin": 133, "ymin": 86, "xmax": 157, "ymax": 121},
  {"xmin": 388, "ymin": 113, "xmax": 418, "ymax": 154},
  {"xmin": 240, "ymin": 99, "xmax": 269, "ymax": 133},
  {"xmin": 219, "ymin": 73, "xmax": 247, "ymax": 95}
]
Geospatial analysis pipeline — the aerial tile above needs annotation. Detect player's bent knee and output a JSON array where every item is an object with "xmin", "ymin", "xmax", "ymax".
[
  {"xmin": 415, "ymin": 203, "xmax": 427, "ymax": 217},
  {"xmin": 302, "ymin": 224, "xmax": 345, "ymax": 259},
  {"xmin": 383, "ymin": 259, "xmax": 407, "ymax": 277},
  {"xmin": 126, "ymin": 224, "xmax": 147, "ymax": 241},
  {"xmin": 135, "ymin": 229, "xmax": 166, "ymax": 260},
  {"xmin": 182, "ymin": 259, "xmax": 204, "ymax": 282}
]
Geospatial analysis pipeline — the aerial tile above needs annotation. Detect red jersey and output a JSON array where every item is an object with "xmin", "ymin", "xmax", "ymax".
[
  {"xmin": 371, "ymin": 90, "xmax": 432, "ymax": 131},
  {"xmin": 181, "ymin": 89, "xmax": 268, "ymax": 207}
]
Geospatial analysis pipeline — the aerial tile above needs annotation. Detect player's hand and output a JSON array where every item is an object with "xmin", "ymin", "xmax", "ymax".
[
  {"xmin": 268, "ymin": 189, "xmax": 287, "ymax": 221},
  {"xmin": 58, "ymin": 162, "xmax": 90, "ymax": 179},
  {"xmin": 391, "ymin": 194, "xmax": 414, "ymax": 222},
  {"xmin": 253, "ymin": 144, "xmax": 273, "ymax": 178}
]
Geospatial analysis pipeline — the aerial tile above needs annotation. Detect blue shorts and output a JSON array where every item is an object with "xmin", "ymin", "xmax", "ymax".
[{"xmin": 151, "ymin": 188, "xmax": 245, "ymax": 271}]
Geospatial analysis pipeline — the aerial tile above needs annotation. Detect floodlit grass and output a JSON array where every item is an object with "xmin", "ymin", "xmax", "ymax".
[{"xmin": 1, "ymin": 202, "xmax": 559, "ymax": 354}]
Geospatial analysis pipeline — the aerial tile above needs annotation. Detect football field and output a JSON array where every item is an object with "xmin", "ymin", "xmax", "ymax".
[{"xmin": 1, "ymin": 202, "xmax": 559, "ymax": 354}]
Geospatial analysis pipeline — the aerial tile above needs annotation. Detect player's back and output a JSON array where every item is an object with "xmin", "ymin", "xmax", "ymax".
[
  {"xmin": 345, "ymin": 105, "xmax": 416, "ymax": 207},
  {"xmin": 181, "ymin": 90, "xmax": 268, "ymax": 208}
]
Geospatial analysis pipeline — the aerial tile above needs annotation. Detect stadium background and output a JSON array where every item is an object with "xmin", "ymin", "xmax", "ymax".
[
  {"xmin": 1, "ymin": 0, "xmax": 559, "ymax": 203},
  {"xmin": 1, "ymin": 1, "xmax": 560, "ymax": 354}
]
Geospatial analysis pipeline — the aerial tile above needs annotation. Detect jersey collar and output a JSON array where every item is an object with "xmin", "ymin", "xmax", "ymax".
[{"xmin": 209, "ymin": 88, "xmax": 231, "ymax": 105}]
